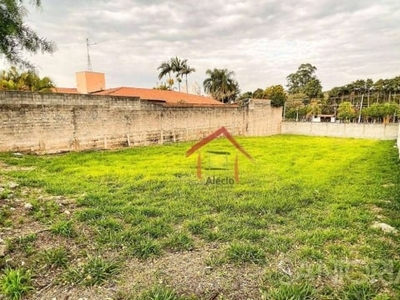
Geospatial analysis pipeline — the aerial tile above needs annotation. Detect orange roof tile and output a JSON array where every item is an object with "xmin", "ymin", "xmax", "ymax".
[
  {"xmin": 52, "ymin": 85, "xmax": 225, "ymax": 106},
  {"xmin": 92, "ymin": 87, "xmax": 223, "ymax": 106},
  {"xmin": 52, "ymin": 87, "xmax": 78, "ymax": 94}
]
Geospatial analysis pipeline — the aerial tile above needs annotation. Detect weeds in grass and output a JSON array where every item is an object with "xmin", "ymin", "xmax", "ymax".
[
  {"xmin": 298, "ymin": 246, "xmax": 324, "ymax": 261},
  {"xmin": 76, "ymin": 208, "xmax": 104, "ymax": 222},
  {"xmin": 28, "ymin": 198, "xmax": 60, "ymax": 223},
  {"xmin": 262, "ymin": 270, "xmax": 292, "ymax": 287},
  {"xmin": 61, "ymin": 256, "xmax": 120, "ymax": 286},
  {"xmin": 225, "ymin": 242, "xmax": 265, "ymax": 264},
  {"xmin": 137, "ymin": 219, "xmax": 173, "ymax": 239},
  {"xmin": 205, "ymin": 253, "xmax": 227, "ymax": 267},
  {"xmin": 128, "ymin": 237, "xmax": 161, "ymax": 260},
  {"xmin": 38, "ymin": 247, "xmax": 69, "ymax": 268},
  {"xmin": 95, "ymin": 228, "xmax": 124, "ymax": 249},
  {"xmin": 260, "ymin": 283, "xmax": 316, "ymax": 300},
  {"xmin": 0, "ymin": 188, "xmax": 12, "ymax": 200},
  {"xmin": 6, "ymin": 234, "xmax": 37, "ymax": 255},
  {"xmin": 137, "ymin": 285, "xmax": 185, "ymax": 300},
  {"xmin": 0, "ymin": 207, "xmax": 11, "ymax": 227},
  {"xmin": 50, "ymin": 220, "xmax": 76, "ymax": 237},
  {"xmin": 340, "ymin": 282, "xmax": 379, "ymax": 300},
  {"xmin": 164, "ymin": 232, "xmax": 194, "ymax": 251},
  {"xmin": 0, "ymin": 268, "xmax": 33, "ymax": 300},
  {"xmin": 186, "ymin": 220, "xmax": 206, "ymax": 235},
  {"xmin": 95, "ymin": 217, "xmax": 124, "ymax": 231}
]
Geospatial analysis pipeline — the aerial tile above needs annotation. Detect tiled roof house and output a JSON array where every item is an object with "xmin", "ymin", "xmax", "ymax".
[{"xmin": 53, "ymin": 71, "xmax": 224, "ymax": 106}]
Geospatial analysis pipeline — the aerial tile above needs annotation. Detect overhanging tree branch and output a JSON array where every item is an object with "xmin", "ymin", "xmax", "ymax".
[{"xmin": 0, "ymin": 0, "xmax": 56, "ymax": 69}]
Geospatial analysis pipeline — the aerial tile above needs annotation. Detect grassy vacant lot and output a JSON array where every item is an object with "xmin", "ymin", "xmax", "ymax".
[{"xmin": 0, "ymin": 135, "xmax": 400, "ymax": 299}]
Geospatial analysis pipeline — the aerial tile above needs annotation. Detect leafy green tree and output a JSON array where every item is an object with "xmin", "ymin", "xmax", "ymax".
[
  {"xmin": 0, "ymin": 66, "xmax": 54, "ymax": 92},
  {"xmin": 252, "ymin": 88, "xmax": 265, "ymax": 99},
  {"xmin": 286, "ymin": 63, "xmax": 322, "ymax": 101},
  {"xmin": 365, "ymin": 78, "xmax": 374, "ymax": 106},
  {"xmin": 203, "ymin": 68, "xmax": 240, "ymax": 103},
  {"xmin": 328, "ymin": 75, "xmax": 400, "ymax": 109},
  {"xmin": 238, "ymin": 91, "xmax": 253, "ymax": 100},
  {"xmin": 285, "ymin": 105, "xmax": 307, "ymax": 121},
  {"xmin": 264, "ymin": 85, "xmax": 287, "ymax": 107},
  {"xmin": 303, "ymin": 78, "xmax": 323, "ymax": 100},
  {"xmin": 363, "ymin": 103, "xmax": 382, "ymax": 122},
  {"xmin": 0, "ymin": 0, "xmax": 55, "ymax": 68},
  {"xmin": 374, "ymin": 79, "xmax": 385, "ymax": 103},
  {"xmin": 364, "ymin": 102, "xmax": 399, "ymax": 124},
  {"xmin": 392, "ymin": 76, "xmax": 400, "ymax": 102},
  {"xmin": 337, "ymin": 101, "xmax": 355, "ymax": 122}
]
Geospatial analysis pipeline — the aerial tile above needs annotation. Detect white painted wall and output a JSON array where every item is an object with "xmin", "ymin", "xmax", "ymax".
[{"xmin": 281, "ymin": 122, "xmax": 399, "ymax": 140}]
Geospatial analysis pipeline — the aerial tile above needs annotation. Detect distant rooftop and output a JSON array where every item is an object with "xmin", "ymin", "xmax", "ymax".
[
  {"xmin": 53, "ymin": 87, "xmax": 79, "ymax": 94},
  {"xmin": 92, "ymin": 87, "xmax": 223, "ymax": 106},
  {"xmin": 52, "ymin": 71, "xmax": 224, "ymax": 106}
]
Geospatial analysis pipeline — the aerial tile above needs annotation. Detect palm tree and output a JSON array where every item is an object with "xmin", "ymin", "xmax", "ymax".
[
  {"xmin": 170, "ymin": 56, "xmax": 186, "ymax": 92},
  {"xmin": 21, "ymin": 71, "xmax": 54, "ymax": 92},
  {"xmin": 157, "ymin": 57, "xmax": 196, "ymax": 92},
  {"xmin": 306, "ymin": 100, "xmax": 321, "ymax": 119},
  {"xmin": 203, "ymin": 68, "xmax": 240, "ymax": 103},
  {"xmin": 157, "ymin": 61, "xmax": 173, "ymax": 89},
  {"xmin": 179, "ymin": 62, "xmax": 196, "ymax": 93}
]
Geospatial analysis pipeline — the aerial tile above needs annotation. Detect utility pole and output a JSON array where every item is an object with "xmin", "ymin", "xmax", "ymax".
[{"xmin": 358, "ymin": 83, "xmax": 366, "ymax": 123}]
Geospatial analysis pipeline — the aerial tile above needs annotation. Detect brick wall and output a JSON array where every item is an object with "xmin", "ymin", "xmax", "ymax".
[{"xmin": 0, "ymin": 92, "xmax": 282, "ymax": 153}]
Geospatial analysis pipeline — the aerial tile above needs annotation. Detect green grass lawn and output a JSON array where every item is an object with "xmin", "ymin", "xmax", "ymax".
[{"xmin": 1, "ymin": 135, "xmax": 400, "ymax": 299}]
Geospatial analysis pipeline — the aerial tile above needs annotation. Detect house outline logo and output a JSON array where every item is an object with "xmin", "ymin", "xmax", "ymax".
[{"xmin": 185, "ymin": 127, "xmax": 254, "ymax": 183}]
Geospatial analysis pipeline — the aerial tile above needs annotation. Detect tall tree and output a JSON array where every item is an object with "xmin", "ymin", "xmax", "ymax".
[
  {"xmin": 157, "ymin": 61, "xmax": 173, "ymax": 89},
  {"xmin": 179, "ymin": 61, "xmax": 195, "ymax": 93},
  {"xmin": 252, "ymin": 88, "xmax": 265, "ymax": 99},
  {"xmin": 158, "ymin": 57, "xmax": 195, "ymax": 92},
  {"xmin": 286, "ymin": 63, "xmax": 322, "ymax": 101},
  {"xmin": 0, "ymin": 0, "xmax": 56, "ymax": 68},
  {"xmin": 392, "ymin": 76, "xmax": 400, "ymax": 102},
  {"xmin": 374, "ymin": 79, "xmax": 385, "ymax": 103},
  {"xmin": 264, "ymin": 85, "xmax": 287, "ymax": 107},
  {"xmin": 337, "ymin": 101, "xmax": 355, "ymax": 122},
  {"xmin": 203, "ymin": 68, "xmax": 240, "ymax": 103},
  {"xmin": 170, "ymin": 56, "xmax": 186, "ymax": 92}
]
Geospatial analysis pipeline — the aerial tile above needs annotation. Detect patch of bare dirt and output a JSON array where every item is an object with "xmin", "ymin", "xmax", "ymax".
[
  {"xmin": 0, "ymin": 161, "xmax": 36, "ymax": 172},
  {"xmin": 120, "ymin": 247, "xmax": 265, "ymax": 299}
]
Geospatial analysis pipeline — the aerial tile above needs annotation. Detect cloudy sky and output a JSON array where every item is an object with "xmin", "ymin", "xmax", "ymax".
[{"xmin": 3, "ymin": 0, "xmax": 400, "ymax": 93}]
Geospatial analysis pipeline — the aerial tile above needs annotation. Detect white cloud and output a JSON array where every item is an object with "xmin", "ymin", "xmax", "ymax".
[{"xmin": 1, "ymin": 0, "xmax": 398, "ymax": 92}]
